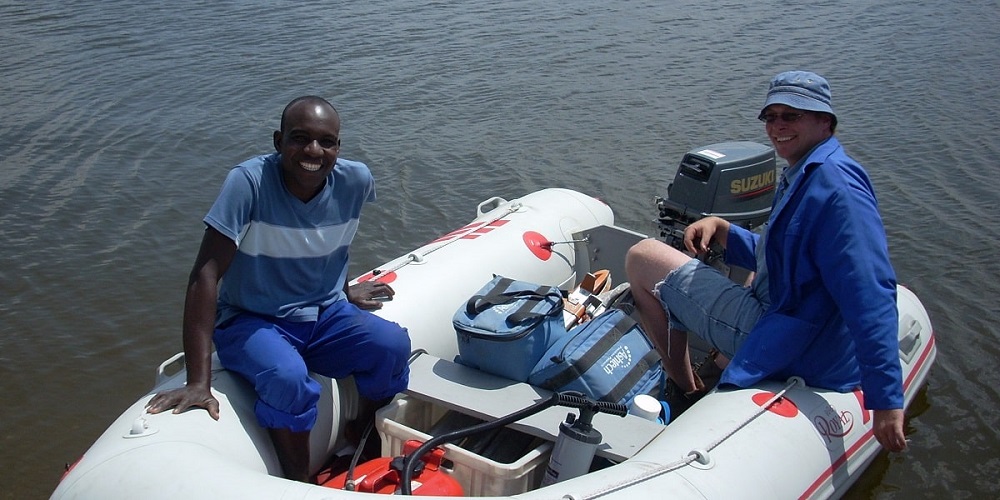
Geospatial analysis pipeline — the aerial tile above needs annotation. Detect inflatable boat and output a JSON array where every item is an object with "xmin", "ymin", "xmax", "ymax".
[{"xmin": 51, "ymin": 143, "xmax": 937, "ymax": 499}]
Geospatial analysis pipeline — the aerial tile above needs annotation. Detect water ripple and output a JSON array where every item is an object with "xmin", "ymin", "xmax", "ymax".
[{"xmin": 2, "ymin": 0, "xmax": 1000, "ymax": 497}]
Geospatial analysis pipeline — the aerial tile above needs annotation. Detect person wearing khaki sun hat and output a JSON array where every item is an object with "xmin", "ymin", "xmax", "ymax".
[{"xmin": 625, "ymin": 70, "xmax": 907, "ymax": 453}]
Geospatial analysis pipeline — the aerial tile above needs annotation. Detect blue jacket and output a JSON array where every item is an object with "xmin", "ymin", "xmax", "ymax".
[{"xmin": 720, "ymin": 137, "xmax": 903, "ymax": 410}]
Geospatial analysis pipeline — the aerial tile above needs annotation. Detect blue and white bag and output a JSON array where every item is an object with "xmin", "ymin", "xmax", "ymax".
[
  {"xmin": 528, "ymin": 308, "xmax": 664, "ymax": 407},
  {"xmin": 454, "ymin": 276, "xmax": 566, "ymax": 381}
]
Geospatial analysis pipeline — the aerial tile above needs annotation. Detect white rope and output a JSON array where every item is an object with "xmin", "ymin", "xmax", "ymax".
[
  {"xmin": 580, "ymin": 377, "xmax": 802, "ymax": 499},
  {"xmin": 366, "ymin": 204, "xmax": 521, "ymax": 276}
]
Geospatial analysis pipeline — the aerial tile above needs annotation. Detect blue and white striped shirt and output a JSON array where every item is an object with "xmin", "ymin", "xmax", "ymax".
[{"xmin": 205, "ymin": 153, "xmax": 376, "ymax": 325}]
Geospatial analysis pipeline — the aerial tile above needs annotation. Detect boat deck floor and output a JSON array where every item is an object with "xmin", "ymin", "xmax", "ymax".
[{"xmin": 404, "ymin": 353, "xmax": 665, "ymax": 462}]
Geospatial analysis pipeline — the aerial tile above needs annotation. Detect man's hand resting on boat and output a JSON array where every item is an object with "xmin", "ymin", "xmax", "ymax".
[
  {"xmin": 348, "ymin": 281, "xmax": 395, "ymax": 310},
  {"xmin": 146, "ymin": 384, "xmax": 220, "ymax": 420},
  {"xmin": 873, "ymin": 408, "xmax": 907, "ymax": 452}
]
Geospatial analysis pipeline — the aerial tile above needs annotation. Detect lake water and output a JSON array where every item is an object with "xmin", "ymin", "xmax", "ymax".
[{"xmin": 2, "ymin": 1, "xmax": 999, "ymax": 498}]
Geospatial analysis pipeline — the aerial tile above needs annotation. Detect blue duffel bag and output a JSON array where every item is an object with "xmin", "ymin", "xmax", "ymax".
[
  {"xmin": 454, "ymin": 275, "xmax": 566, "ymax": 381},
  {"xmin": 528, "ymin": 308, "xmax": 664, "ymax": 407}
]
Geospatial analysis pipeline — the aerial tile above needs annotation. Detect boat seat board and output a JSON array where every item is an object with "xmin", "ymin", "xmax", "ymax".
[{"xmin": 403, "ymin": 353, "xmax": 664, "ymax": 462}]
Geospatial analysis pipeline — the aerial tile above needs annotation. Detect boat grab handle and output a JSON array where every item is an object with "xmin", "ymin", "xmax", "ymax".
[
  {"xmin": 476, "ymin": 196, "xmax": 508, "ymax": 217},
  {"xmin": 155, "ymin": 352, "xmax": 186, "ymax": 386},
  {"xmin": 898, "ymin": 315, "xmax": 923, "ymax": 364}
]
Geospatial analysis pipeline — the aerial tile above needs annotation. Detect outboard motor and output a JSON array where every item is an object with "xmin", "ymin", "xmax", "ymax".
[{"xmin": 657, "ymin": 141, "xmax": 776, "ymax": 282}]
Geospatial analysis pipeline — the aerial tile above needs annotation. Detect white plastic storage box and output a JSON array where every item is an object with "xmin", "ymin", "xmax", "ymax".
[{"xmin": 375, "ymin": 397, "xmax": 552, "ymax": 496}]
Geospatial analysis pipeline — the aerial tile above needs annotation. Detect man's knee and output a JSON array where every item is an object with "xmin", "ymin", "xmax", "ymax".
[
  {"xmin": 361, "ymin": 323, "xmax": 410, "ymax": 398},
  {"xmin": 626, "ymin": 238, "xmax": 659, "ymax": 267},
  {"xmin": 257, "ymin": 363, "xmax": 320, "ymax": 414},
  {"xmin": 366, "ymin": 321, "xmax": 411, "ymax": 363},
  {"xmin": 626, "ymin": 238, "xmax": 689, "ymax": 286},
  {"xmin": 383, "ymin": 327, "xmax": 412, "ymax": 379},
  {"xmin": 626, "ymin": 239, "xmax": 654, "ymax": 282}
]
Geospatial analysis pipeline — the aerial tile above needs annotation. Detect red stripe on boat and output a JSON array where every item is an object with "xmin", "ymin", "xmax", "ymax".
[{"xmin": 798, "ymin": 332, "xmax": 936, "ymax": 499}]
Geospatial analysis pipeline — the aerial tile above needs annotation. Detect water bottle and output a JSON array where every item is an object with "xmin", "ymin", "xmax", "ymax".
[{"xmin": 630, "ymin": 394, "xmax": 670, "ymax": 424}]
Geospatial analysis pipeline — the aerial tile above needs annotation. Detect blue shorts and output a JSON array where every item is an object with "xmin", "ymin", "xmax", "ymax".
[
  {"xmin": 214, "ymin": 300, "xmax": 411, "ymax": 432},
  {"xmin": 656, "ymin": 259, "xmax": 766, "ymax": 359}
]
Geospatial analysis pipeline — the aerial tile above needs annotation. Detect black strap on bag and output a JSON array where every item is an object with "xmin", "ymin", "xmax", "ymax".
[
  {"xmin": 539, "ymin": 314, "xmax": 662, "ymax": 399},
  {"xmin": 465, "ymin": 277, "xmax": 561, "ymax": 325},
  {"xmin": 603, "ymin": 349, "xmax": 662, "ymax": 403}
]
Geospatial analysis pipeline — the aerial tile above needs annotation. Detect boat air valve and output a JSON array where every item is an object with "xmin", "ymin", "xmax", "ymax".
[{"xmin": 123, "ymin": 414, "xmax": 159, "ymax": 438}]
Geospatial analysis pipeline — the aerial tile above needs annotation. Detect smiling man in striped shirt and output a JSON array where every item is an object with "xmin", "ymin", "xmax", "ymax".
[{"xmin": 147, "ymin": 96, "xmax": 411, "ymax": 482}]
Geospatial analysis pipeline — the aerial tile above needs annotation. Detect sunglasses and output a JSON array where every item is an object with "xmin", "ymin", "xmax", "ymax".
[{"xmin": 758, "ymin": 112, "xmax": 806, "ymax": 124}]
